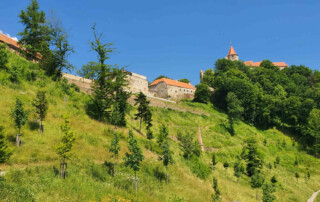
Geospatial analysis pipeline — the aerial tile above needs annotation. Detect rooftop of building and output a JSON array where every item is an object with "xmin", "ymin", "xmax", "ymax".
[
  {"xmin": 243, "ymin": 61, "xmax": 289, "ymax": 67},
  {"xmin": 150, "ymin": 78, "xmax": 196, "ymax": 90},
  {"xmin": 0, "ymin": 32, "xmax": 19, "ymax": 49},
  {"xmin": 227, "ymin": 46, "xmax": 237, "ymax": 56}
]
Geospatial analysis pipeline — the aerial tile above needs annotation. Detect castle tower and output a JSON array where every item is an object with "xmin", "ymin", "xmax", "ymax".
[
  {"xmin": 200, "ymin": 70, "xmax": 204, "ymax": 82},
  {"xmin": 225, "ymin": 46, "xmax": 239, "ymax": 61}
]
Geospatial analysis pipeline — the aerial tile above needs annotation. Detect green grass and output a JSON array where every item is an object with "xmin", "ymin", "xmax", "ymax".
[{"xmin": 0, "ymin": 52, "xmax": 320, "ymax": 201}]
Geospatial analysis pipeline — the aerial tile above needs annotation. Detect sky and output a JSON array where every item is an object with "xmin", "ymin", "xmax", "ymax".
[{"xmin": 1, "ymin": 0, "xmax": 320, "ymax": 85}]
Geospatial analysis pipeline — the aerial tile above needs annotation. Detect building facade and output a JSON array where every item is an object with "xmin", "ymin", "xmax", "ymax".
[
  {"xmin": 149, "ymin": 78, "xmax": 196, "ymax": 100},
  {"xmin": 125, "ymin": 71, "xmax": 149, "ymax": 95}
]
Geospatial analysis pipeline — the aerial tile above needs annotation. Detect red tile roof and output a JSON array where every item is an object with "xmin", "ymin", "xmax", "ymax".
[
  {"xmin": 150, "ymin": 78, "xmax": 196, "ymax": 90},
  {"xmin": 228, "ymin": 46, "xmax": 237, "ymax": 56},
  {"xmin": 244, "ymin": 61, "xmax": 288, "ymax": 67},
  {"xmin": 0, "ymin": 33, "xmax": 19, "ymax": 49}
]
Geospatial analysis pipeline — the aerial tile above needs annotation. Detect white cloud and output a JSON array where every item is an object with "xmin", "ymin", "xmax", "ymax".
[{"xmin": 0, "ymin": 30, "xmax": 18, "ymax": 41}]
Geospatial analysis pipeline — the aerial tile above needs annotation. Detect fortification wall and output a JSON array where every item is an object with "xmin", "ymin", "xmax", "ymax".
[
  {"xmin": 62, "ymin": 73, "xmax": 93, "ymax": 93},
  {"xmin": 126, "ymin": 72, "xmax": 148, "ymax": 95}
]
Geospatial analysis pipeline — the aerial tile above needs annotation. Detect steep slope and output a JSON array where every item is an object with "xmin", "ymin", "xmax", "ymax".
[{"xmin": 0, "ymin": 53, "xmax": 320, "ymax": 201}]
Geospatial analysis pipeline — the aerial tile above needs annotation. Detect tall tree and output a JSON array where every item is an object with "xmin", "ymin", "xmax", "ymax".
[
  {"xmin": 56, "ymin": 114, "xmax": 75, "ymax": 179},
  {"xmin": 157, "ymin": 124, "xmax": 169, "ymax": 148},
  {"xmin": 241, "ymin": 138, "xmax": 263, "ymax": 177},
  {"xmin": 32, "ymin": 90, "xmax": 48, "ymax": 134},
  {"xmin": 201, "ymin": 68, "xmax": 215, "ymax": 88},
  {"xmin": 0, "ymin": 126, "xmax": 12, "ymax": 164},
  {"xmin": 0, "ymin": 44, "xmax": 9, "ymax": 69},
  {"xmin": 262, "ymin": 183, "xmax": 276, "ymax": 202},
  {"xmin": 46, "ymin": 13, "xmax": 74, "ymax": 77},
  {"xmin": 109, "ymin": 132, "xmax": 121, "ymax": 176},
  {"xmin": 250, "ymin": 172, "xmax": 265, "ymax": 200},
  {"xmin": 11, "ymin": 98, "xmax": 28, "ymax": 146},
  {"xmin": 124, "ymin": 130, "xmax": 144, "ymax": 192},
  {"xmin": 18, "ymin": 0, "xmax": 51, "ymax": 60},
  {"xmin": 308, "ymin": 108, "xmax": 320, "ymax": 154},
  {"xmin": 159, "ymin": 140, "xmax": 174, "ymax": 183},
  {"xmin": 134, "ymin": 92, "xmax": 152, "ymax": 132}
]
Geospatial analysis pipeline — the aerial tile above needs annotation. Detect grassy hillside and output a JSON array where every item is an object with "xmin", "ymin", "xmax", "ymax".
[{"xmin": 0, "ymin": 53, "xmax": 319, "ymax": 201}]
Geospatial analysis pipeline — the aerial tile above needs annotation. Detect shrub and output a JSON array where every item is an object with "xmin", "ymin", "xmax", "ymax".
[
  {"xmin": 271, "ymin": 176, "xmax": 277, "ymax": 183},
  {"xmin": 186, "ymin": 157, "xmax": 211, "ymax": 180}
]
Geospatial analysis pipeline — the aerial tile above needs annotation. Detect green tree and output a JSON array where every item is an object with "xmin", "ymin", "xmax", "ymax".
[
  {"xmin": 11, "ymin": 98, "xmax": 28, "ymax": 146},
  {"xmin": 56, "ymin": 114, "xmax": 75, "ymax": 179},
  {"xmin": 250, "ymin": 172, "xmax": 265, "ymax": 200},
  {"xmin": 124, "ymin": 130, "xmax": 144, "ymax": 192},
  {"xmin": 110, "ymin": 88, "xmax": 130, "ymax": 128},
  {"xmin": 262, "ymin": 183, "xmax": 276, "ymax": 202},
  {"xmin": 178, "ymin": 132, "xmax": 200, "ymax": 159},
  {"xmin": 154, "ymin": 75, "xmax": 169, "ymax": 81},
  {"xmin": 234, "ymin": 161, "xmax": 245, "ymax": 183},
  {"xmin": 193, "ymin": 83, "xmax": 210, "ymax": 103},
  {"xmin": 77, "ymin": 61, "xmax": 99, "ymax": 80},
  {"xmin": 212, "ymin": 177, "xmax": 221, "ymax": 202},
  {"xmin": 32, "ymin": 90, "xmax": 48, "ymax": 134},
  {"xmin": 308, "ymin": 108, "xmax": 320, "ymax": 154},
  {"xmin": 0, "ymin": 126, "xmax": 12, "ymax": 164},
  {"xmin": 178, "ymin": 78, "xmax": 190, "ymax": 83},
  {"xmin": 159, "ymin": 140, "xmax": 174, "ymax": 183},
  {"xmin": 201, "ymin": 68, "xmax": 215, "ymax": 87},
  {"xmin": 226, "ymin": 92, "xmax": 243, "ymax": 121},
  {"xmin": 0, "ymin": 44, "xmax": 9, "ymax": 69},
  {"xmin": 241, "ymin": 138, "xmax": 263, "ymax": 177},
  {"xmin": 157, "ymin": 124, "xmax": 169, "ymax": 147},
  {"xmin": 109, "ymin": 132, "xmax": 121, "ymax": 176},
  {"xmin": 47, "ymin": 14, "xmax": 74, "ymax": 77},
  {"xmin": 134, "ymin": 92, "xmax": 152, "ymax": 132},
  {"xmin": 18, "ymin": 0, "xmax": 51, "ymax": 60}
]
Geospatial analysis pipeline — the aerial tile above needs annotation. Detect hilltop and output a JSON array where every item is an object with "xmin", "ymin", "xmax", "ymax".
[{"xmin": 0, "ymin": 51, "xmax": 319, "ymax": 202}]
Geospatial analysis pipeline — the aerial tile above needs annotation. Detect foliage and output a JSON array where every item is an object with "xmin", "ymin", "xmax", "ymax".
[
  {"xmin": 134, "ymin": 92, "xmax": 152, "ymax": 132},
  {"xmin": 201, "ymin": 68, "xmax": 215, "ymax": 88},
  {"xmin": 178, "ymin": 132, "xmax": 200, "ymax": 159},
  {"xmin": 0, "ymin": 44, "xmax": 9, "ymax": 69},
  {"xmin": 193, "ymin": 83, "xmax": 210, "ymax": 103},
  {"xmin": 308, "ymin": 108, "xmax": 320, "ymax": 154},
  {"xmin": 124, "ymin": 130, "xmax": 144, "ymax": 173},
  {"xmin": 0, "ymin": 126, "xmax": 12, "ymax": 163},
  {"xmin": 178, "ymin": 78, "xmax": 190, "ymax": 83},
  {"xmin": 159, "ymin": 140, "xmax": 174, "ymax": 168},
  {"xmin": 262, "ymin": 183, "xmax": 276, "ymax": 202},
  {"xmin": 241, "ymin": 138, "xmax": 263, "ymax": 176},
  {"xmin": 157, "ymin": 124, "xmax": 169, "ymax": 147},
  {"xmin": 77, "ymin": 61, "xmax": 99, "ymax": 80},
  {"xmin": 18, "ymin": 0, "xmax": 51, "ymax": 60},
  {"xmin": 234, "ymin": 160, "xmax": 245, "ymax": 179},
  {"xmin": 250, "ymin": 172, "xmax": 265, "ymax": 189},
  {"xmin": 11, "ymin": 98, "xmax": 28, "ymax": 134},
  {"xmin": 32, "ymin": 90, "xmax": 48, "ymax": 125},
  {"xmin": 271, "ymin": 176, "xmax": 277, "ymax": 183},
  {"xmin": 109, "ymin": 132, "xmax": 121, "ymax": 176},
  {"xmin": 212, "ymin": 177, "xmax": 221, "ymax": 202},
  {"xmin": 186, "ymin": 156, "xmax": 210, "ymax": 180},
  {"xmin": 212, "ymin": 153, "xmax": 217, "ymax": 169}
]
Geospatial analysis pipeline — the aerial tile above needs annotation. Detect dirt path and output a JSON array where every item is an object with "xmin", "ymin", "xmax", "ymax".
[
  {"xmin": 197, "ymin": 126, "xmax": 217, "ymax": 152},
  {"xmin": 308, "ymin": 190, "xmax": 320, "ymax": 202}
]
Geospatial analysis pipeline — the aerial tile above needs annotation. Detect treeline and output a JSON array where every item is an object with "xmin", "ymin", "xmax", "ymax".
[{"xmin": 196, "ymin": 58, "xmax": 320, "ymax": 154}]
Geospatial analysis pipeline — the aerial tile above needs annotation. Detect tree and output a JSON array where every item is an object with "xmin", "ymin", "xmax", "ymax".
[
  {"xmin": 241, "ymin": 138, "xmax": 263, "ymax": 177},
  {"xmin": 46, "ymin": 13, "xmax": 74, "ymax": 77},
  {"xmin": 250, "ymin": 172, "xmax": 265, "ymax": 200},
  {"xmin": 11, "ymin": 98, "xmax": 28, "ymax": 146},
  {"xmin": 0, "ymin": 126, "xmax": 12, "ymax": 164},
  {"xmin": 157, "ymin": 124, "xmax": 169, "ymax": 148},
  {"xmin": 193, "ymin": 83, "xmax": 210, "ymax": 103},
  {"xmin": 154, "ymin": 75, "xmax": 169, "ymax": 81},
  {"xmin": 56, "ymin": 114, "xmax": 75, "ymax": 179},
  {"xmin": 124, "ymin": 130, "xmax": 144, "ymax": 192},
  {"xmin": 134, "ymin": 92, "xmax": 152, "ymax": 132},
  {"xmin": 109, "ymin": 132, "xmax": 120, "ymax": 176},
  {"xmin": 159, "ymin": 140, "xmax": 174, "ymax": 183},
  {"xmin": 223, "ymin": 162, "xmax": 229, "ymax": 171},
  {"xmin": 77, "ymin": 61, "xmax": 99, "ymax": 80},
  {"xmin": 178, "ymin": 78, "xmax": 190, "ymax": 83},
  {"xmin": 226, "ymin": 92, "xmax": 243, "ymax": 121},
  {"xmin": 178, "ymin": 132, "xmax": 200, "ymax": 159},
  {"xmin": 18, "ymin": 0, "xmax": 51, "ymax": 60},
  {"xmin": 32, "ymin": 90, "xmax": 48, "ymax": 134},
  {"xmin": 110, "ymin": 88, "xmax": 130, "ymax": 128},
  {"xmin": 201, "ymin": 68, "xmax": 215, "ymax": 87},
  {"xmin": 0, "ymin": 44, "xmax": 9, "ymax": 69},
  {"xmin": 212, "ymin": 153, "xmax": 217, "ymax": 170},
  {"xmin": 308, "ymin": 108, "xmax": 320, "ymax": 154},
  {"xmin": 234, "ymin": 161, "xmax": 245, "ymax": 183},
  {"xmin": 262, "ymin": 183, "xmax": 276, "ymax": 202},
  {"xmin": 212, "ymin": 177, "xmax": 221, "ymax": 202}
]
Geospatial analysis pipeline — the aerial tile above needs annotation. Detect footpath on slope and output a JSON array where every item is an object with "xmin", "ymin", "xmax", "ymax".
[
  {"xmin": 197, "ymin": 126, "xmax": 217, "ymax": 152},
  {"xmin": 308, "ymin": 190, "xmax": 320, "ymax": 202}
]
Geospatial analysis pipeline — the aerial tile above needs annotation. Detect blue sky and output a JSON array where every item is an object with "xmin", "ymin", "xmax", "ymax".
[{"xmin": 1, "ymin": 0, "xmax": 319, "ymax": 84}]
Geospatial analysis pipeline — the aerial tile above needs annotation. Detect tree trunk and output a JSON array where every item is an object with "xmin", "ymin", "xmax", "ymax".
[
  {"xmin": 135, "ymin": 171, "xmax": 138, "ymax": 193},
  {"xmin": 60, "ymin": 161, "xmax": 67, "ymax": 179},
  {"xmin": 16, "ymin": 134, "xmax": 21, "ymax": 147}
]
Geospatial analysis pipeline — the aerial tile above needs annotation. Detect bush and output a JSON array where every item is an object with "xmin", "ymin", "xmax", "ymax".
[
  {"xmin": 271, "ymin": 176, "xmax": 277, "ymax": 183},
  {"xmin": 186, "ymin": 157, "xmax": 211, "ymax": 180}
]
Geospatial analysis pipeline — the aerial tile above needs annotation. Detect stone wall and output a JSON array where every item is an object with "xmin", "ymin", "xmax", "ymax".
[
  {"xmin": 62, "ymin": 73, "xmax": 93, "ymax": 93},
  {"xmin": 149, "ymin": 82, "xmax": 195, "ymax": 100},
  {"xmin": 126, "ymin": 72, "xmax": 148, "ymax": 95}
]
